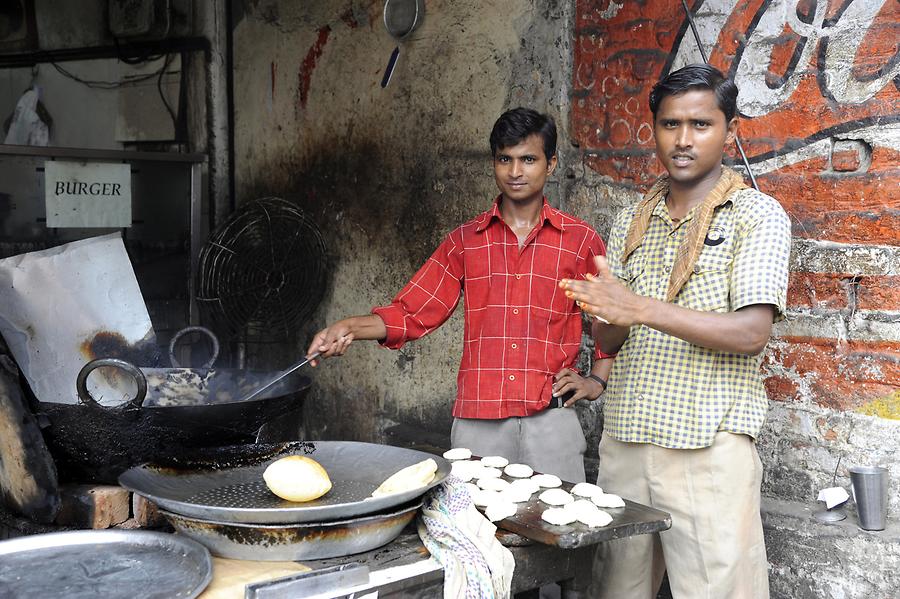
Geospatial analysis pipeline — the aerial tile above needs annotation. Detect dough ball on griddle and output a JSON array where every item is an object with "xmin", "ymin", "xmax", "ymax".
[{"xmin": 263, "ymin": 455, "xmax": 332, "ymax": 502}]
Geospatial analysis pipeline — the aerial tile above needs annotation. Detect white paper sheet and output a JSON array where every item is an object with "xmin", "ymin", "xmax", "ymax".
[{"xmin": 0, "ymin": 233, "xmax": 155, "ymax": 405}]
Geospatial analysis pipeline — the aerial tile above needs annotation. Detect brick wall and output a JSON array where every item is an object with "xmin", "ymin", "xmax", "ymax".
[
  {"xmin": 571, "ymin": 1, "xmax": 899, "ymax": 594},
  {"xmin": 573, "ymin": 0, "xmax": 899, "ymax": 426}
]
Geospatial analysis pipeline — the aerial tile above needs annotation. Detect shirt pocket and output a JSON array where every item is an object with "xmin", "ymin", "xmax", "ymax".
[
  {"xmin": 678, "ymin": 247, "xmax": 732, "ymax": 311},
  {"xmin": 623, "ymin": 254, "xmax": 650, "ymax": 297}
]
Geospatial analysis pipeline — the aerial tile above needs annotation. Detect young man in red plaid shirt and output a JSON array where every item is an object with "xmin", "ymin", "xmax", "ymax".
[{"xmin": 307, "ymin": 108, "xmax": 613, "ymax": 482}]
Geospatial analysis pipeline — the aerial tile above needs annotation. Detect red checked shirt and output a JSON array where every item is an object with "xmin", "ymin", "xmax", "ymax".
[{"xmin": 373, "ymin": 197, "xmax": 606, "ymax": 419}]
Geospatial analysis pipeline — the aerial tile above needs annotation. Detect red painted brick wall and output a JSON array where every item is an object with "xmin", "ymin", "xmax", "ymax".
[{"xmin": 573, "ymin": 0, "xmax": 899, "ymax": 412}]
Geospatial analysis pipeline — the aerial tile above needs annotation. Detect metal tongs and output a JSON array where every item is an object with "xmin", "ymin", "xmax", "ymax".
[{"xmin": 239, "ymin": 352, "xmax": 320, "ymax": 403}]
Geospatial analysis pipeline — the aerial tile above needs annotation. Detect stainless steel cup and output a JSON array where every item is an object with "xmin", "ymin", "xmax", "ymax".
[{"xmin": 849, "ymin": 466, "xmax": 889, "ymax": 531}]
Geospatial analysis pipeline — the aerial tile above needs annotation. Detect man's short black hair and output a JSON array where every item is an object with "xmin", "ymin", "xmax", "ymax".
[
  {"xmin": 649, "ymin": 64, "xmax": 739, "ymax": 122},
  {"xmin": 490, "ymin": 108, "xmax": 557, "ymax": 159}
]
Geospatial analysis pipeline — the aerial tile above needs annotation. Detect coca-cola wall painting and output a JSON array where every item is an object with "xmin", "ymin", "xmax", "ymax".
[{"xmin": 573, "ymin": 0, "xmax": 899, "ymax": 411}]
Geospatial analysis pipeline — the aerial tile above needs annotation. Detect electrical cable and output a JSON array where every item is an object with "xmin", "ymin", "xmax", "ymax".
[{"xmin": 679, "ymin": 0, "xmax": 759, "ymax": 190}]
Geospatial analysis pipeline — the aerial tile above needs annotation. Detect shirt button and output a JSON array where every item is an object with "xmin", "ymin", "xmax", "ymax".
[
  {"xmin": 515, "ymin": 274, "xmax": 522, "ymax": 280},
  {"xmin": 511, "ymin": 343, "xmax": 517, "ymax": 349},
  {"xmin": 512, "ymin": 308, "xmax": 519, "ymax": 314},
  {"xmin": 509, "ymin": 374, "xmax": 516, "ymax": 381}
]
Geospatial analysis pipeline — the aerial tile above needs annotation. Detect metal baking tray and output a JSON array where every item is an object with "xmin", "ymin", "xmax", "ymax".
[
  {"xmin": 161, "ymin": 498, "xmax": 424, "ymax": 561},
  {"xmin": 0, "ymin": 530, "xmax": 212, "ymax": 599},
  {"xmin": 119, "ymin": 441, "xmax": 451, "ymax": 524}
]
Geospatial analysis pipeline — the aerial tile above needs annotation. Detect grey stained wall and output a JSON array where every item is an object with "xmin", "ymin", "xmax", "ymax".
[{"xmin": 232, "ymin": 0, "xmax": 590, "ymax": 445}]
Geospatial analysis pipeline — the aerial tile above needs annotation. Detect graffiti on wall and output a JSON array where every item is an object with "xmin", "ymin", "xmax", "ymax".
[{"xmin": 573, "ymin": 0, "xmax": 899, "ymax": 244}]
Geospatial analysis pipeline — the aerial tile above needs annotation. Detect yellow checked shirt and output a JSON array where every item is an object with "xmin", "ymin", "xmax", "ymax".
[{"xmin": 603, "ymin": 187, "xmax": 792, "ymax": 449}]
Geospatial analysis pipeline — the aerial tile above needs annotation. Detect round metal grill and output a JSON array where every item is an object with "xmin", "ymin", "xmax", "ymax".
[{"xmin": 197, "ymin": 197, "xmax": 326, "ymax": 344}]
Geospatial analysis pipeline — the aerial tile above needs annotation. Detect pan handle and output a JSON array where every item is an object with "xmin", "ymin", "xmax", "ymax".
[
  {"xmin": 76, "ymin": 358, "xmax": 147, "ymax": 411},
  {"xmin": 168, "ymin": 326, "xmax": 220, "ymax": 369}
]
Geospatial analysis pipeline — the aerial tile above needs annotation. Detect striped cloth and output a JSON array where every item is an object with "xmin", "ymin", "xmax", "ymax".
[{"xmin": 417, "ymin": 477, "xmax": 515, "ymax": 599}]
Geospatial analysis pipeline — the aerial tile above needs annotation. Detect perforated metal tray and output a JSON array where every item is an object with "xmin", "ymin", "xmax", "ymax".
[
  {"xmin": 119, "ymin": 441, "xmax": 450, "ymax": 524},
  {"xmin": 0, "ymin": 530, "xmax": 212, "ymax": 599}
]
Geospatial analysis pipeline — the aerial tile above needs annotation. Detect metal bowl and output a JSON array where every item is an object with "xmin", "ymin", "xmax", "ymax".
[
  {"xmin": 120, "ymin": 441, "xmax": 451, "ymax": 524},
  {"xmin": 161, "ymin": 498, "xmax": 423, "ymax": 561}
]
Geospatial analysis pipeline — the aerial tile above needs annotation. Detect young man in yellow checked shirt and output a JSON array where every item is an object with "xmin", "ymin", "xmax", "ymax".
[{"xmin": 561, "ymin": 64, "xmax": 791, "ymax": 598}]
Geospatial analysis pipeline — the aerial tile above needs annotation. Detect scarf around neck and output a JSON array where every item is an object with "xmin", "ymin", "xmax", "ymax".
[{"xmin": 621, "ymin": 166, "xmax": 747, "ymax": 302}]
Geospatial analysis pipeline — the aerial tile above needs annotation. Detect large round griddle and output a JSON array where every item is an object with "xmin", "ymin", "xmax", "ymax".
[
  {"xmin": 0, "ymin": 529, "xmax": 212, "ymax": 598},
  {"xmin": 119, "ymin": 441, "xmax": 450, "ymax": 524}
]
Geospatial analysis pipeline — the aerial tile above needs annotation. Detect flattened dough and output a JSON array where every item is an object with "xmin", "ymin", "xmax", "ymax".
[
  {"xmin": 571, "ymin": 482, "xmax": 603, "ymax": 498},
  {"xmin": 509, "ymin": 478, "xmax": 540, "ymax": 495},
  {"xmin": 539, "ymin": 488, "xmax": 574, "ymax": 506},
  {"xmin": 372, "ymin": 458, "xmax": 437, "ymax": 497},
  {"xmin": 503, "ymin": 463, "xmax": 534, "ymax": 478},
  {"xmin": 472, "ymin": 489, "xmax": 502, "ymax": 507},
  {"xmin": 477, "ymin": 477, "xmax": 511, "ymax": 492},
  {"xmin": 541, "ymin": 507, "xmax": 577, "ymax": 526},
  {"xmin": 443, "ymin": 447, "xmax": 473, "ymax": 460},
  {"xmin": 498, "ymin": 485, "xmax": 533, "ymax": 503},
  {"xmin": 592, "ymin": 492, "xmax": 626, "ymax": 508},
  {"xmin": 531, "ymin": 473, "xmax": 562, "ymax": 488},
  {"xmin": 577, "ymin": 509, "xmax": 613, "ymax": 528},
  {"xmin": 485, "ymin": 501, "xmax": 518, "ymax": 522},
  {"xmin": 480, "ymin": 456, "xmax": 509, "ymax": 468},
  {"xmin": 479, "ymin": 466, "xmax": 502, "ymax": 479}
]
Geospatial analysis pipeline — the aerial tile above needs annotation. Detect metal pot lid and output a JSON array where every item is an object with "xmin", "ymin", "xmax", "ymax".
[
  {"xmin": 0, "ymin": 529, "xmax": 212, "ymax": 599},
  {"xmin": 119, "ymin": 441, "xmax": 451, "ymax": 525}
]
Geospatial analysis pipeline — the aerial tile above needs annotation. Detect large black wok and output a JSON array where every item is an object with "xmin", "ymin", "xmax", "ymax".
[{"xmin": 30, "ymin": 358, "xmax": 310, "ymax": 484}]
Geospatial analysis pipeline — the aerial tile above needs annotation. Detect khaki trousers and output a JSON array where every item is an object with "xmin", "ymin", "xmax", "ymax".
[
  {"xmin": 450, "ymin": 408, "xmax": 587, "ymax": 483},
  {"xmin": 593, "ymin": 432, "xmax": 769, "ymax": 599}
]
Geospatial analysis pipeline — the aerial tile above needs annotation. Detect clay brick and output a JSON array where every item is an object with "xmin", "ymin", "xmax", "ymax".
[
  {"xmin": 767, "ymin": 337, "xmax": 900, "ymax": 410},
  {"xmin": 132, "ymin": 493, "xmax": 167, "ymax": 528},
  {"xmin": 786, "ymin": 272, "xmax": 848, "ymax": 309},
  {"xmin": 55, "ymin": 485, "xmax": 130, "ymax": 529},
  {"xmin": 856, "ymin": 276, "xmax": 900, "ymax": 311},
  {"xmin": 764, "ymin": 375, "xmax": 800, "ymax": 402},
  {"xmin": 831, "ymin": 149, "xmax": 861, "ymax": 172}
]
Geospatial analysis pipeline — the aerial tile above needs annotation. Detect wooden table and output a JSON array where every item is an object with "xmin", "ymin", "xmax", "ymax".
[{"xmin": 201, "ymin": 489, "xmax": 671, "ymax": 598}]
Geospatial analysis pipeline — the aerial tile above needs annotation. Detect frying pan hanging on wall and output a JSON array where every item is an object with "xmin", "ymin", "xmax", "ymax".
[{"xmin": 381, "ymin": 0, "xmax": 425, "ymax": 88}]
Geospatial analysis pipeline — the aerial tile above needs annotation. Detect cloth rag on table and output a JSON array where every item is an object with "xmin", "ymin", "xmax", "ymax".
[{"xmin": 418, "ymin": 476, "xmax": 515, "ymax": 599}]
